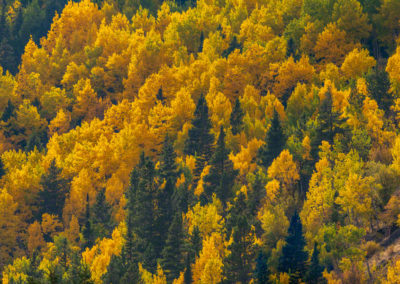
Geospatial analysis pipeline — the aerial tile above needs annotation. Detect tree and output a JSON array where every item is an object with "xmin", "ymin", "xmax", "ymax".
[
  {"xmin": 258, "ymin": 110, "xmax": 286, "ymax": 168},
  {"xmin": 92, "ymin": 188, "xmax": 113, "ymax": 239},
  {"xmin": 306, "ymin": 243, "xmax": 325, "ymax": 284},
  {"xmin": 202, "ymin": 126, "xmax": 238, "ymax": 206},
  {"xmin": 184, "ymin": 94, "xmax": 214, "ymax": 183},
  {"xmin": 278, "ymin": 211, "xmax": 309, "ymax": 282},
  {"xmin": 254, "ymin": 251, "xmax": 269, "ymax": 284},
  {"xmin": 161, "ymin": 213, "xmax": 185, "ymax": 282},
  {"xmin": 366, "ymin": 66, "xmax": 392, "ymax": 113},
  {"xmin": 224, "ymin": 192, "xmax": 257, "ymax": 283},
  {"xmin": 184, "ymin": 254, "xmax": 193, "ymax": 284},
  {"xmin": 199, "ymin": 31, "xmax": 204, "ymax": 53},
  {"xmin": 159, "ymin": 133, "xmax": 179, "ymax": 182},
  {"xmin": 38, "ymin": 159, "xmax": 69, "ymax": 218},
  {"xmin": 82, "ymin": 194, "xmax": 94, "ymax": 249},
  {"xmin": 230, "ymin": 98, "xmax": 244, "ymax": 135},
  {"xmin": 222, "ymin": 36, "xmax": 242, "ymax": 58},
  {"xmin": 1, "ymin": 99, "xmax": 15, "ymax": 122}
]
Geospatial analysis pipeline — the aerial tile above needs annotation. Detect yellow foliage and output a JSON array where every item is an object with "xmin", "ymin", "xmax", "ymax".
[
  {"xmin": 341, "ymin": 48, "xmax": 376, "ymax": 79},
  {"xmin": 230, "ymin": 138, "xmax": 264, "ymax": 176},
  {"xmin": 27, "ymin": 221, "xmax": 45, "ymax": 255}
]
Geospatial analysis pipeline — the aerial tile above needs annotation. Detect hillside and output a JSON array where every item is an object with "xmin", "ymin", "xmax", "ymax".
[{"xmin": 1, "ymin": 0, "xmax": 400, "ymax": 283}]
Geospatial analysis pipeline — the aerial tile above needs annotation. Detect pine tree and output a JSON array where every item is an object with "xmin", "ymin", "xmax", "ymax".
[
  {"xmin": 202, "ymin": 126, "xmax": 238, "ymax": 206},
  {"xmin": 0, "ymin": 157, "xmax": 5, "ymax": 179},
  {"xmin": 254, "ymin": 251, "xmax": 269, "ymax": 284},
  {"xmin": 161, "ymin": 213, "xmax": 185, "ymax": 282},
  {"xmin": 258, "ymin": 110, "xmax": 286, "ymax": 168},
  {"xmin": 199, "ymin": 31, "xmax": 204, "ymax": 53},
  {"xmin": 184, "ymin": 254, "xmax": 193, "ymax": 284},
  {"xmin": 222, "ymin": 36, "xmax": 242, "ymax": 58},
  {"xmin": 316, "ymin": 87, "xmax": 346, "ymax": 146},
  {"xmin": 306, "ymin": 243, "xmax": 325, "ymax": 284},
  {"xmin": 278, "ymin": 211, "xmax": 309, "ymax": 282},
  {"xmin": 230, "ymin": 97, "xmax": 244, "ymax": 135},
  {"xmin": 159, "ymin": 134, "xmax": 178, "ymax": 182},
  {"xmin": 93, "ymin": 188, "xmax": 113, "ymax": 239},
  {"xmin": 190, "ymin": 225, "xmax": 202, "ymax": 258},
  {"xmin": 224, "ymin": 192, "xmax": 256, "ymax": 283},
  {"xmin": 82, "ymin": 194, "xmax": 94, "ymax": 249},
  {"xmin": 156, "ymin": 87, "xmax": 165, "ymax": 103},
  {"xmin": 184, "ymin": 94, "xmax": 214, "ymax": 183},
  {"xmin": 366, "ymin": 66, "xmax": 392, "ymax": 114},
  {"xmin": 1, "ymin": 99, "xmax": 15, "ymax": 122},
  {"xmin": 247, "ymin": 169, "xmax": 266, "ymax": 216},
  {"xmin": 126, "ymin": 152, "xmax": 161, "ymax": 272},
  {"xmin": 38, "ymin": 159, "xmax": 69, "ymax": 218}
]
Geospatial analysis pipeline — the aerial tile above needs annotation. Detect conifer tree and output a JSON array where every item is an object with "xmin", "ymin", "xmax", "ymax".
[
  {"xmin": 0, "ymin": 157, "xmax": 5, "ymax": 180},
  {"xmin": 184, "ymin": 94, "xmax": 214, "ymax": 183},
  {"xmin": 199, "ymin": 31, "xmax": 204, "ymax": 53},
  {"xmin": 92, "ymin": 188, "xmax": 113, "ymax": 239},
  {"xmin": 306, "ymin": 243, "xmax": 325, "ymax": 284},
  {"xmin": 366, "ymin": 66, "xmax": 392, "ymax": 113},
  {"xmin": 254, "ymin": 251, "xmax": 269, "ymax": 284},
  {"xmin": 202, "ymin": 126, "xmax": 237, "ymax": 205},
  {"xmin": 224, "ymin": 192, "xmax": 256, "ymax": 283},
  {"xmin": 316, "ymin": 87, "xmax": 346, "ymax": 146},
  {"xmin": 230, "ymin": 97, "xmax": 244, "ymax": 135},
  {"xmin": 82, "ymin": 194, "xmax": 94, "ymax": 249},
  {"xmin": 184, "ymin": 254, "xmax": 193, "ymax": 284},
  {"xmin": 222, "ymin": 36, "xmax": 242, "ymax": 58},
  {"xmin": 278, "ymin": 211, "xmax": 308, "ymax": 282},
  {"xmin": 258, "ymin": 110, "xmax": 286, "ymax": 168},
  {"xmin": 38, "ymin": 159, "xmax": 69, "ymax": 218},
  {"xmin": 190, "ymin": 225, "xmax": 202, "ymax": 258},
  {"xmin": 161, "ymin": 213, "xmax": 185, "ymax": 282},
  {"xmin": 156, "ymin": 87, "xmax": 165, "ymax": 103},
  {"xmin": 159, "ymin": 134, "xmax": 178, "ymax": 182},
  {"xmin": 1, "ymin": 99, "xmax": 15, "ymax": 122},
  {"xmin": 247, "ymin": 169, "xmax": 266, "ymax": 216}
]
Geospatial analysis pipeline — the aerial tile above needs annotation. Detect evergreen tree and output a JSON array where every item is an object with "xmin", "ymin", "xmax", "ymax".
[
  {"xmin": 190, "ymin": 225, "xmax": 202, "ymax": 258},
  {"xmin": 184, "ymin": 254, "xmax": 193, "ymax": 284},
  {"xmin": 366, "ymin": 66, "xmax": 392, "ymax": 113},
  {"xmin": 126, "ymin": 152, "xmax": 161, "ymax": 272},
  {"xmin": 0, "ymin": 157, "xmax": 5, "ymax": 180},
  {"xmin": 38, "ymin": 159, "xmax": 69, "ymax": 218},
  {"xmin": 202, "ymin": 126, "xmax": 238, "ymax": 206},
  {"xmin": 199, "ymin": 31, "xmax": 204, "ymax": 53},
  {"xmin": 230, "ymin": 97, "xmax": 244, "ymax": 135},
  {"xmin": 67, "ymin": 252, "xmax": 94, "ymax": 284},
  {"xmin": 222, "ymin": 36, "xmax": 242, "ymax": 58},
  {"xmin": 184, "ymin": 94, "xmax": 214, "ymax": 183},
  {"xmin": 278, "ymin": 211, "xmax": 308, "ymax": 282},
  {"xmin": 306, "ymin": 243, "xmax": 325, "ymax": 284},
  {"xmin": 159, "ymin": 134, "xmax": 178, "ymax": 182},
  {"xmin": 224, "ymin": 192, "xmax": 256, "ymax": 283},
  {"xmin": 161, "ymin": 213, "xmax": 185, "ymax": 282},
  {"xmin": 93, "ymin": 188, "xmax": 113, "ymax": 239},
  {"xmin": 82, "ymin": 194, "xmax": 94, "ymax": 249},
  {"xmin": 254, "ymin": 251, "xmax": 269, "ymax": 284},
  {"xmin": 156, "ymin": 87, "xmax": 165, "ymax": 103},
  {"xmin": 258, "ymin": 110, "xmax": 286, "ymax": 168},
  {"xmin": 247, "ymin": 169, "xmax": 266, "ymax": 216},
  {"xmin": 1, "ymin": 99, "xmax": 15, "ymax": 122},
  {"xmin": 315, "ymin": 87, "xmax": 347, "ymax": 146}
]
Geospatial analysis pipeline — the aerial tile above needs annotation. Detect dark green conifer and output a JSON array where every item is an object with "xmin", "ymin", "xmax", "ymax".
[
  {"xmin": 222, "ymin": 36, "xmax": 242, "ymax": 58},
  {"xmin": 230, "ymin": 97, "xmax": 244, "ymax": 135},
  {"xmin": 38, "ymin": 159, "xmax": 69, "ymax": 219},
  {"xmin": 1, "ymin": 99, "xmax": 15, "ymax": 122},
  {"xmin": 278, "ymin": 211, "xmax": 308, "ymax": 282},
  {"xmin": 366, "ymin": 66, "xmax": 392, "ymax": 113},
  {"xmin": 82, "ymin": 194, "xmax": 94, "ymax": 249},
  {"xmin": 184, "ymin": 254, "xmax": 193, "ymax": 284},
  {"xmin": 254, "ymin": 251, "xmax": 269, "ymax": 284},
  {"xmin": 161, "ymin": 213, "xmax": 185, "ymax": 282},
  {"xmin": 199, "ymin": 31, "xmax": 204, "ymax": 53},
  {"xmin": 258, "ymin": 110, "xmax": 285, "ymax": 168},
  {"xmin": 224, "ymin": 192, "xmax": 256, "ymax": 283},
  {"xmin": 202, "ymin": 126, "xmax": 237, "ymax": 206},
  {"xmin": 306, "ymin": 243, "xmax": 325, "ymax": 284},
  {"xmin": 93, "ymin": 188, "xmax": 113, "ymax": 239}
]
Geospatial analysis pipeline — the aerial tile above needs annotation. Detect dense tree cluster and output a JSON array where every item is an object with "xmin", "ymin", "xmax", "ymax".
[{"xmin": 1, "ymin": 0, "xmax": 400, "ymax": 283}]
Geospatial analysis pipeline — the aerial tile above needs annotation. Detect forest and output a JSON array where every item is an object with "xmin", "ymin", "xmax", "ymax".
[{"xmin": 1, "ymin": 0, "xmax": 400, "ymax": 283}]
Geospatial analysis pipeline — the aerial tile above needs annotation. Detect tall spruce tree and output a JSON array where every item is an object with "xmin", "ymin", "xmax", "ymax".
[
  {"xmin": 202, "ymin": 126, "xmax": 238, "ymax": 206},
  {"xmin": 184, "ymin": 254, "xmax": 193, "ymax": 284},
  {"xmin": 258, "ymin": 110, "xmax": 285, "ymax": 168},
  {"xmin": 38, "ymin": 159, "xmax": 69, "ymax": 219},
  {"xmin": 366, "ymin": 66, "xmax": 392, "ymax": 113},
  {"xmin": 184, "ymin": 94, "xmax": 214, "ymax": 183},
  {"xmin": 159, "ymin": 134, "xmax": 179, "ymax": 182},
  {"xmin": 126, "ymin": 152, "xmax": 161, "ymax": 272},
  {"xmin": 278, "ymin": 211, "xmax": 308, "ymax": 282},
  {"xmin": 230, "ymin": 97, "xmax": 244, "ymax": 135},
  {"xmin": 199, "ymin": 31, "xmax": 204, "ymax": 53},
  {"xmin": 161, "ymin": 213, "xmax": 185, "ymax": 282},
  {"xmin": 92, "ymin": 188, "xmax": 113, "ymax": 239},
  {"xmin": 224, "ymin": 192, "xmax": 256, "ymax": 283},
  {"xmin": 306, "ymin": 243, "xmax": 325, "ymax": 284},
  {"xmin": 254, "ymin": 251, "xmax": 269, "ymax": 284},
  {"xmin": 1, "ymin": 99, "xmax": 15, "ymax": 122},
  {"xmin": 82, "ymin": 194, "xmax": 94, "ymax": 249}
]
